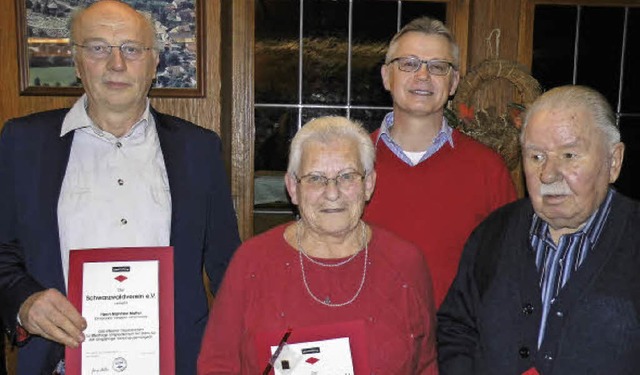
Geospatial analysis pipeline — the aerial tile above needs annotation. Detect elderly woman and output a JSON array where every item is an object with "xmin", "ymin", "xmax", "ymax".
[{"xmin": 197, "ymin": 116, "xmax": 438, "ymax": 374}]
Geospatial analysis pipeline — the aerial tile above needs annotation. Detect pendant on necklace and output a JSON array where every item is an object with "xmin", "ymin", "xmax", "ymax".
[{"xmin": 324, "ymin": 296, "xmax": 331, "ymax": 305}]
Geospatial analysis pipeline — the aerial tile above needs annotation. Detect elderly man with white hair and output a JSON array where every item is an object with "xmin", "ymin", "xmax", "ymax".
[{"xmin": 437, "ymin": 85, "xmax": 639, "ymax": 375}]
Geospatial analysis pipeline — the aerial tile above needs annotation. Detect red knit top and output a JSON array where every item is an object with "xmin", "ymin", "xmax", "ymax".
[
  {"xmin": 197, "ymin": 224, "xmax": 438, "ymax": 375},
  {"xmin": 364, "ymin": 129, "xmax": 517, "ymax": 307}
]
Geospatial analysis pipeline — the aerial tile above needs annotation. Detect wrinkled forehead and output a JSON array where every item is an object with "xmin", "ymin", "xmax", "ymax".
[
  {"xmin": 524, "ymin": 107, "xmax": 601, "ymax": 145},
  {"xmin": 532, "ymin": 105, "xmax": 585, "ymax": 128}
]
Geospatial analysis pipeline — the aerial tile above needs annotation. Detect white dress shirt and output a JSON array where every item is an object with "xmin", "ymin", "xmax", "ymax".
[{"xmin": 57, "ymin": 95, "xmax": 171, "ymax": 287}]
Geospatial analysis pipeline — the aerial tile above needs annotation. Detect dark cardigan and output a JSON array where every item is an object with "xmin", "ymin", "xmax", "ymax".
[{"xmin": 437, "ymin": 191, "xmax": 640, "ymax": 375}]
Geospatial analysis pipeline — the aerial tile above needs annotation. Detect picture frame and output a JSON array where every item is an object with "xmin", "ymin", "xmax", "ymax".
[{"xmin": 16, "ymin": 0, "xmax": 205, "ymax": 97}]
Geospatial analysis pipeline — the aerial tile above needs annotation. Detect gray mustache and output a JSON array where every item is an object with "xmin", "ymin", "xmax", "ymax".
[{"xmin": 540, "ymin": 182, "xmax": 572, "ymax": 196}]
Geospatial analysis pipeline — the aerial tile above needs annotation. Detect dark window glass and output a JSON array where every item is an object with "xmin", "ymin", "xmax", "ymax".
[
  {"xmin": 255, "ymin": 107, "xmax": 298, "ymax": 172},
  {"xmin": 255, "ymin": 0, "xmax": 300, "ymax": 40},
  {"xmin": 255, "ymin": 0, "xmax": 300, "ymax": 103},
  {"xmin": 576, "ymin": 7, "xmax": 625, "ymax": 108},
  {"xmin": 614, "ymin": 116, "xmax": 640, "ymax": 200},
  {"xmin": 532, "ymin": 5, "xmax": 577, "ymax": 91},
  {"xmin": 353, "ymin": 1, "xmax": 398, "ymax": 42},
  {"xmin": 401, "ymin": 2, "xmax": 446, "ymax": 25},
  {"xmin": 301, "ymin": 107, "xmax": 346, "ymax": 126},
  {"xmin": 302, "ymin": 0, "xmax": 349, "ymax": 104},
  {"xmin": 351, "ymin": 0, "xmax": 397, "ymax": 106},
  {"xmin": 350, "ymin": 109, "xmax": 392, "ymax": 133},
  {"xmin": 622, "ymin": 8, "xmax": 640, "ymax": 113}
]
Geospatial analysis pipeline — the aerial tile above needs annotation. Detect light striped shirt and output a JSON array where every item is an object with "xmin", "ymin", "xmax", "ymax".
[{"xmin": 529, "ymin": 188, "xmax": 614, "ymax": 347}]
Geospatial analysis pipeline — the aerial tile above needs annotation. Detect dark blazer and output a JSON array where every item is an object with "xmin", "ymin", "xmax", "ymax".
[
  {"xmin": 437, "ymin": 192, "xmax": 640, "ymax": 375},
  {"xmin": 0, "ymin": 108, "xmax": 241, "ymax": 374}
]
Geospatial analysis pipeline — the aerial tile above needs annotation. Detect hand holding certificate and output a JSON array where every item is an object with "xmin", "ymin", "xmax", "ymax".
[{"xmin": 66, "ymin": 247, "xmax": 175, "ymax": 375}]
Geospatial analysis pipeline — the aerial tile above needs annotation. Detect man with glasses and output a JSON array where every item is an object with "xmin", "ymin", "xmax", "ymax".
[
  {"xmin": 364, "ymin": 16, "xmax": 516, "ymax": 307},
  {"xmin": 0, "ymin": 1, "xmax": 240, "ymax": 374}
]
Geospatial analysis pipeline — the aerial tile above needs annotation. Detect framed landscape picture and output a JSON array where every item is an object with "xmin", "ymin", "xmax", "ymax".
[{"xmin": 16, "ymin": 0, "xmax": 205, "ymax": 97}]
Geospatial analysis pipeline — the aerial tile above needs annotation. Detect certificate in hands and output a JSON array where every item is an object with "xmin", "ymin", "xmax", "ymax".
[{"xmin": 66, "ymin": 247, "xmax": 175, "ymax": 375}]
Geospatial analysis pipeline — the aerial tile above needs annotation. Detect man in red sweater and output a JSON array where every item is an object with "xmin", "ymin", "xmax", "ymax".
[{"xmin": 364, "ymin": 16, "xmax": 516, "ymax": 307}]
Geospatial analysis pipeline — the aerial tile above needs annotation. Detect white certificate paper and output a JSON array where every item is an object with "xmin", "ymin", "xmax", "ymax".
[
  {"xmin": 270, "ymin": 337, "xmax": 354, "ymax": 375},
  {"xmin": 81, "ymin": 260, "xmax": 160, "ymax": 374}
]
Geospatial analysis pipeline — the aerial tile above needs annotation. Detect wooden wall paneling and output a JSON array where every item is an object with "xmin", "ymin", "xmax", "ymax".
[
  {"xmin": 517, "ymin": 0, "xmax": 537, "ymax": 69},
  {"xmin": 0, "ymin": 0, "xmax": 20, "ymax": 126},
  {"xmin": 448, "ymin": 0, "xmax": 472, "ymax": 75},
  {"xmin": 469, "ymin": 0, "xmax": 522, "ymax": 65},
  {"xmin": 468, "ymin": 0, "xmax": 524, "ymax": 87},
  {"xmin": 221, "ymin": 0, "xmax": 255, "ymax": 241},
  {"xmin": 467, "ymin": 0, "xmax": 528, "ymax": 119},
  {"xmin": 465, "ymin": 0, "xmax": 527, "ymax": 196}
]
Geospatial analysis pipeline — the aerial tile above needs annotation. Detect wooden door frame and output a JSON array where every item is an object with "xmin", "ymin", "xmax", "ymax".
[{"xmin": 221, "ymin": 0, "xmax": 255, "ymax": 240}]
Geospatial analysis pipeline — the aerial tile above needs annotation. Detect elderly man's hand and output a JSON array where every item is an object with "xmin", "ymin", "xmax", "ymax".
[{"xmin": 18, "ymin": 288, "xmax": 87, "ymax": 347}]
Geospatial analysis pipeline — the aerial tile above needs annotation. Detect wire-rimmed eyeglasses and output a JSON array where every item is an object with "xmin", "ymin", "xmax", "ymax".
[
  {"xmin": 73, "ymin": 41, "xmax": 154, "ymax": 61},
  {"xmin": 387, "ymin": 56, "xmax": 456, "ymax": 76},
  {"xmin": 294, "ymin": 171, "xmax": 365, "ymax": 191}
]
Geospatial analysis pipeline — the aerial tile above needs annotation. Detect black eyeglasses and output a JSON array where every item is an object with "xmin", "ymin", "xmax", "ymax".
[
  {"xmin": 387, "ymin": 56, "xmax": 455, "ymax": 76},
  {"xmin": 73, "ymin": 41, "xmax": 154, "ymax": 61}
]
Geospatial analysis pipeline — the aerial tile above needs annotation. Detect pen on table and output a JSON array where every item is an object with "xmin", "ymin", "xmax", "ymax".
[{"xmin": 262, "ymin": 328, "xmax": 293, "ymax": 375}]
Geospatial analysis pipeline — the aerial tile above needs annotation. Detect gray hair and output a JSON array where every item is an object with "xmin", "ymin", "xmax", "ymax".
[
  {"xmin": 521, "ymin": 85, "xmax": 620, "ymax": 146},
  {"xmin": 385, "ymin": 16, "xmax": 460, "ymax": 69},
  {"xmin": 287, "ymin": 116, "xmax": 375, "ymax": 175},
  {"xmin": 69, "ymin": 1, "xmax": 161, "ymax": 52}
]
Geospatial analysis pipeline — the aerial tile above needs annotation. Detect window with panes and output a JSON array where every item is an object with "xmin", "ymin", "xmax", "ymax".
[{"xmin": 253, "ymin": 0, "xmax": 451, "ymax": 233}]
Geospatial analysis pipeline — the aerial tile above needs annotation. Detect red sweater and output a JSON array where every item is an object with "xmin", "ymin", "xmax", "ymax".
[
  {"xmin": 364, "ymin": 129, "xmax": 517, "ymax": 307},
  {"xmin": 197, "ymin": 224, "xmax": 438, "ymax": 374}
]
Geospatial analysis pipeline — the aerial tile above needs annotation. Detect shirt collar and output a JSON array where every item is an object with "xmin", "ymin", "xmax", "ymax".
[
  {"xmin": 529, "ymin": 188, "xmax": 616, "ymax": 246},
  {"xmin": 375, "ymin": 111, "xmax": 454, "ymax": 148},
  {"xmin": 60, "ymin": 94, "xmax": 152, "ymax": 138}
]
